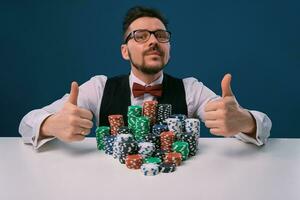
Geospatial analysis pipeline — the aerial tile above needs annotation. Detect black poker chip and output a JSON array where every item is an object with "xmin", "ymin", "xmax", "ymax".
[{"xmin": 160, "ymin": 163, "xmax": 176, "ymax": 173}]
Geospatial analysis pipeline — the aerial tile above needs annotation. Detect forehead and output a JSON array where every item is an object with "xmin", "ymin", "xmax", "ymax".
[{"xmin": 128, "ymin": 17, "xmax": 166, "ymax": 32}]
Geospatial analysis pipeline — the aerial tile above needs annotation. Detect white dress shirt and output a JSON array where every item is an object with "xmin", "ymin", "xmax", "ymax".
[{"xmin": 19, "ymin": 71, "xmax": 272, "ymax": 149}]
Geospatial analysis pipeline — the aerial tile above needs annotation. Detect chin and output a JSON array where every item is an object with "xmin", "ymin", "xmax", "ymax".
[{"xmin": 140, "ymin": 65, "xmax": 165, "ymax": 75}]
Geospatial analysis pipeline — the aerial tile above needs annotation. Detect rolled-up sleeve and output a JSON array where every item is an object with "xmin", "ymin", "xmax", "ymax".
[
  {"xmin": 18, "ymin": 75, "xmax": 107, "ymax": 150},
  {"xmin": 183, "ymin": 77, "xmax": 272, "ymax": 146}
]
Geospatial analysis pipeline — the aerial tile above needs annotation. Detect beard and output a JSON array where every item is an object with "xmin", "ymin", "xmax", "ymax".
[{"xmin": 128, "ymin": 49, "xmax": 169, "ymax": 75}]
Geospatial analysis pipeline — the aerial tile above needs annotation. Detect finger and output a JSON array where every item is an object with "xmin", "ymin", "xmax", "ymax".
[
  {"xmin": 77, "ymin": 108, "xmax": 93, "ymax": 120},
  {"xmin": 203, "ymin": 110, "xmax": 219, "ymax": 120},
  {"xmin": 78, "ymin": 118, "xmax": 93, "ymax": 129},
  {"xmin": 68, "ymin": 81, "xmax": 79, "ymax": 105},
  {"xmin": 70, "ymin": 134, "xmax": 85, "ymax": 141},
  {"xmin": 79, "ymin": 128, "xmax": 91, "ymax": 136},
  {"xmin": 221, "ymin": 73, "xmax": 234, "ymax": 98},
  {"xmin": 204, "ymin": 120, "xmax": 220, "ymax": 129},
  {"xmin": 209, "ymin": 128, "xmax": 223, "ymax": 136},
  {"xmin": 73, "ymin": 126, "xmax": 91, "ymax": 136},
  {"xmin": 204, "ymin": 100, "xmax": 223, "ymax": 112}
]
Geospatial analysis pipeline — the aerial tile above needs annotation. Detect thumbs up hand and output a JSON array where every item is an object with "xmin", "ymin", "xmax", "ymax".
[
  {"xmin": 40, "ymin": 82, "xmax": 94, "ymax": 142},
  {"xmin": 203, "ymin": 74, "xmax": 256, "ymax": 137}
]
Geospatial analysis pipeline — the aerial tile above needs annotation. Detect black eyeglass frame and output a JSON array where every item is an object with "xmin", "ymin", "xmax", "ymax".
[{"xmin": 124, "ymin": 29, "xmax": 171, "ymax": 44}]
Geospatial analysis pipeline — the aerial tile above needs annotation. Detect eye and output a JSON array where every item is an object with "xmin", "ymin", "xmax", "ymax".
[
  {"xmin": 155, "ymin": 31, "xmax": 169, "ymax": 39},
  {"xmin": 135, "ymin": 31, "xmax": 149, "ymax": 41}
]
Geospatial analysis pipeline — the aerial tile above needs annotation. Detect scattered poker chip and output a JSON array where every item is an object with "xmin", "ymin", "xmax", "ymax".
[
  {"xmin": 125, "ymin": 154, "xmax": 143, "ymax": 169},
  {"xmin": 164, "ymin": 152, "xmax": 182, "ymax": 166},
  {"xmin": 144, "ymin": 157, "xmax": 162, "ymax": 165},
  {"xmin": 160, "ymin": 163, "xmax": 176, "ymax": 173},
  {"xmin": 96, "ymin": 102, "xmax": 201, "ymax": 176},
  {"xmin": 141, "ymin": 163, "xmax": 160, "ymax": 176}
]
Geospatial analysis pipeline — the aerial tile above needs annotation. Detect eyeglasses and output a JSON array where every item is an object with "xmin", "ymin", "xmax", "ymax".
[{"xmin": 124, "ymin": 29, "xmax": 171, "ymax": 44}]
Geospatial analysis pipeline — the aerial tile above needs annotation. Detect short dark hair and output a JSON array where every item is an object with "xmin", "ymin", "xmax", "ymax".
[{"xmin": 122, "ymin": 6, "xmax": 168, "ymax": 38}]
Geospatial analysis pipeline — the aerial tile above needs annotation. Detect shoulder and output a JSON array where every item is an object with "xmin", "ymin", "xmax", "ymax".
[{"xmin": 182, "ymin": 77, "xmax": 204, "ymax": 89}]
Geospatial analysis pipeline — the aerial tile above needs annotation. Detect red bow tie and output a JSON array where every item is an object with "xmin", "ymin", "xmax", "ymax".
[{"xmin": 132, "ymin": 82, "xmax": 163, "ymax": 98}]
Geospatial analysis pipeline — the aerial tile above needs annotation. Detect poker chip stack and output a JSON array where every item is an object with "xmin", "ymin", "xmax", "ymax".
[
  {"xmin": 103, "ymin": 135, "xmax": 116, "ymax": 155},
  {"xmin": 138, "ymin": 142, "xmax": 156, "ymax": 158},
  {"xmin": 96, "ymin": 102, "xmax": 202, "ymax": 176},
  {"xmin": 172, "ymin": 141, "xmax": 190, "ymax": 160},
  {"xmin": 134, "ymin": 116, "xmax": 150, "ymax": 142},
  {"xmin": 127, "ymin": 105, "xmax": 142, "ymax": 132},
  {"xmin": 152, "ymin": 149, "xmax": 167, "ymax": 161},
  {"xmin": 141, "ymin": 163, "xmax": 160, "ymax": 176},
  {"xmin": 170, "ymin": 114, "xmax": 187, "ymax": 132},
  {"xmin": 108, "ymin": 115, "xmax": 124, "ymax": 135},
  {"xmin": 164, "ymin": 152, "xmax": 182, "ymax": 166},
  {"xmin": 179, "ymin": 132, "xmax": 198, "ymax": 156},
  {"xmin": 113, "ymin": 134, "xmax": 134, "ymax": 159},
  {"xmin": 160, "ymin": 131, "xmax": 176, "ymax": 152},
  {"xmin": 144, "ymin": 133, "xmax": 161, "ymax": 150},
  {"xmin": 117, "ymin": 126, "xmax": 133, "ymax": 135},
  {"xmin": 165, "ymin": 118, "xmax": 182, "ymax": 134},
  {"xmin": 156, "ymin": 104, "xmax": 172, "ymax": 124},
  {"xmin": 142, "ymin": 100, "xmax": 158, "ymax": 126},
  {"xmin": 125, "ymin": 154, "xmax": 143, "ymax": 169},
  {"xmin": 185, "ymin": 118, "xmax": 200, "ymax": 138},
  {"xmin": 118, "ymin": 140, "xmax": 138, "ymax": 164},
  {"xmin": 95, "ymin": 126, "xmax": 110, "ymax": 150},
  {"xmin": 152, "ymin": 124, "xmax": 169, "ymax": 135}
]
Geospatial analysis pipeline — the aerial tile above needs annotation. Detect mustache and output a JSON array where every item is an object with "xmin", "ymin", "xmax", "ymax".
[{"xmin": 143, "ymin": 45, "xmax": 164, "ymax": 56}]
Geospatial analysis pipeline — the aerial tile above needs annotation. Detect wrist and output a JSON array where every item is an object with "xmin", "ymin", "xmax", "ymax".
[
  {"xmin": 241, "ymin": 110, "xmax": 257, "ymax": 138},
  {"xmin": 40, "ymin": 115, "xmax": 55, "ymax": 138}
]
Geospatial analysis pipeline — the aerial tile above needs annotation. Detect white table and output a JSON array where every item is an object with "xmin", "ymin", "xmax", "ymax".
[{"xmin": 0, "ymin": 137, "xmax": 299, "ymax": 200}]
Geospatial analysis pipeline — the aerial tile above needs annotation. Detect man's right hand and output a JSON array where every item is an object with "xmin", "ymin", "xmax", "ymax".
[{"xmin": 40, "ymin": 82, "xmax": 94, "ymax": 142}]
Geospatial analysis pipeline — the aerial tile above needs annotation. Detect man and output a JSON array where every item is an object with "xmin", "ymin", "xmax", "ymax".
[{"xmin": 19, "ymin": 6, "xmax": 272, "ymax": 150}]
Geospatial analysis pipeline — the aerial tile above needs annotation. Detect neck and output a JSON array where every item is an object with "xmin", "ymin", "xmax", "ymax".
[{"xmin": 131, "ymin": 67, "xmax": 162, "ymax": 84}]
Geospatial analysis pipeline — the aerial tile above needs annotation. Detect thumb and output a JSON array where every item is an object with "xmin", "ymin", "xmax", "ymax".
[
  {"xmin": 221, "ymin": 73, "xmax": 234, "ymax": 97},
  {"xmin": 68, "ymin": 81, "xmax": 79, "ymax": 105}
]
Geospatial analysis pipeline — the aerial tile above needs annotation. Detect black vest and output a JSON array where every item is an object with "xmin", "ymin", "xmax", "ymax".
[{"xmin": 99, "ymin": 73, "xmax": 187, "ymax": 126}]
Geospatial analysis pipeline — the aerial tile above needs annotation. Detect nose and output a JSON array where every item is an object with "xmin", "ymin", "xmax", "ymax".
[{"xmin": 147, "ymin": 33, "xmax": 159, "ymax": 46}]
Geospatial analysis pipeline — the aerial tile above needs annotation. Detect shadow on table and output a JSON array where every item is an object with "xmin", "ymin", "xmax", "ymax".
[
  {"xmin": 36, "ymin": 139, "xmax": 97, "ymax": 156},
  {"xmin": 220, "ymin": 139, "xmax": 295, "ymax": 159}
]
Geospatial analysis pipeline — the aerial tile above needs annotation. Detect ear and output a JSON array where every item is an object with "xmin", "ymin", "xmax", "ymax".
[{"xmin": 121, "ymin": 44, "xmax": 130, "ymax": 60}]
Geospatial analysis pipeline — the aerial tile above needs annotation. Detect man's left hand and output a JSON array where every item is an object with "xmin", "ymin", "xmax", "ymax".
[{"xmin": 203, "ymin": 74, "xmax": 256, "ymax": 137}]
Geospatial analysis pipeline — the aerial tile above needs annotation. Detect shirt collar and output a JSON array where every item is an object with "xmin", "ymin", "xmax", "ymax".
[{"xmin": 129, "ymin": 70, "xmax": 164, "ymax": 88}]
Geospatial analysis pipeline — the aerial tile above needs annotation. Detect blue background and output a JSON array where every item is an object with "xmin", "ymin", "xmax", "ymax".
[{"xmin": 0, "ymin": 0, "xmax": 299, "ymax": 138}]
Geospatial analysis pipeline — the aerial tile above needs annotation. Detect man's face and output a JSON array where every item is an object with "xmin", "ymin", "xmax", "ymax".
[{"xmin": 121, "ymin": 17, "xmax": 170, "ymax": 75}]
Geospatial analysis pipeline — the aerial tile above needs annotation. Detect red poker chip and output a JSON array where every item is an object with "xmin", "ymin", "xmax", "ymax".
[{"xmin": 125, "ymin": 154, "xmax": 143, "ymax": 169}]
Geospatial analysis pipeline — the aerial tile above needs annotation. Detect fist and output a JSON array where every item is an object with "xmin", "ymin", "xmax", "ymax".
[
  {"xmin": 203, "ymin": 74, "xmax": 256, "ymax": 137},
  {"xmin": 41, "ymin": 82, "xmax": 94, "ymax": 142}
]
